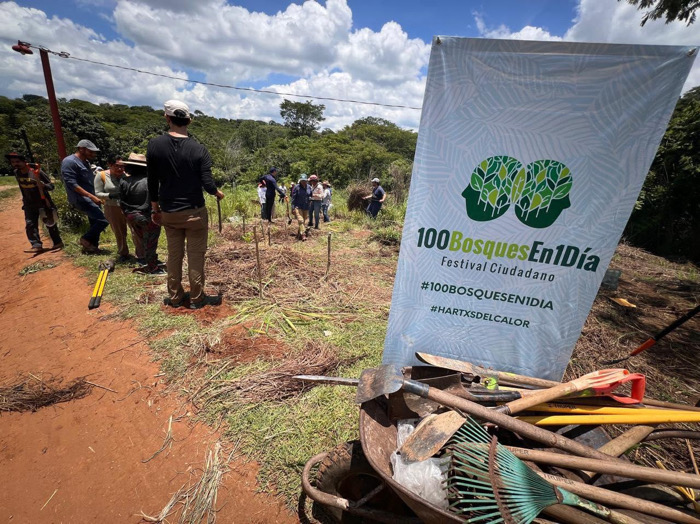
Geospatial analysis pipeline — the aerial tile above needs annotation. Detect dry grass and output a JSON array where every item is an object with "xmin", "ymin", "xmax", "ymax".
[
  {"xmin": 189, "ymin": 341, "xmax": 358, "ymax": 411},
  {"xmin": 141, "ymin": 442, "xmax": 232, "ymax": 524},
  {"xmin": 346, "ymin": 182, "xmax": 370, "ymax": 212},
  {"xmin": 0, "ymin": 374, "xmax": 93, "ymax": 413}
]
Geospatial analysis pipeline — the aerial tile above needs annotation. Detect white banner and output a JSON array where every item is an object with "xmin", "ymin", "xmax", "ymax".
[{"xmin": 383, "ymin": 38, "xmax": 696, "ymax": 380}]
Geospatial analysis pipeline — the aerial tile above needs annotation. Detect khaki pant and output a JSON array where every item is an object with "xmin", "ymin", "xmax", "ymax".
[
  {"xmin": 160, "ymin": 207, "xmax": 208, "ymax": 303},
  {"xmin": 104, "ymin": 204, "xmax": 143, "ymax": 258},
  {"xmin": 293, "ymin": 208, "xmax": 309, "ymax": 237}
]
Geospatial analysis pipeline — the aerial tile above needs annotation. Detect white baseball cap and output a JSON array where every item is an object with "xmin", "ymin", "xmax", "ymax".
[
  {"xmin": 164, "ymin": 100, "xmax": 191, "ymax": 119},
  {"xmin": 371, "ymin": 177, "xmax": 380, "ymax": 183}
]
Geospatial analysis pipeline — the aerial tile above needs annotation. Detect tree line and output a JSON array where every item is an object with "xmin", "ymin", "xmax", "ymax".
[
  {"xmin": 0, "ymin": 90, "xmax": 698, "ymax": 262},
  {"xmin": 0, "ymin": 95, "xmax": 416, "ymax": 192}
]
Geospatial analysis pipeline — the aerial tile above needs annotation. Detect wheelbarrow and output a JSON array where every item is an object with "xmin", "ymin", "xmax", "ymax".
[{"xmin": 300, "ymin": 367, "xmax": 691, "ymax": 523}]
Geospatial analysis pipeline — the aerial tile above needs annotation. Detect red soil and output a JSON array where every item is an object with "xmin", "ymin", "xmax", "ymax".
[{"xmin": 0, "ymin": 194, "xmax": 296, "ymax": 523}]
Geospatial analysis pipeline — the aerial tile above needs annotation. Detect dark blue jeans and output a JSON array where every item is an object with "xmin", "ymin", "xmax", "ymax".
[
  {"xmin": 309, "ymin": 200, "xmax": 322, "ymax": 228},
  {"xmin": 74, "ymin": 198, "xmax": 109, "ymax": 247},
  {"xmin": 366, "ymin": 201, "xmax": 382, "ymax": 218}
]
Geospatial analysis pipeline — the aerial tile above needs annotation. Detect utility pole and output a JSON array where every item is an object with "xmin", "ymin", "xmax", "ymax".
[{"xmin": 12, "ymin": 40, "xmax": 67, "ymax": 161}]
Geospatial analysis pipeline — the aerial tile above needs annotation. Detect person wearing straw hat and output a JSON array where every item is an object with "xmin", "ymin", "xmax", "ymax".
[
  {"xmin": 119, "ymin": 153, "xmax": 163, "ymax": 275},
  {"xmin": 291, "ymin": 174, "xmax": 310, "ymax": 241},
  {"xmin": 61, "ymin": 139, "xmax": 109, "ymax": 253},
  {"xmin": 5, "ymin": 151, "xmax": 63, "ymax": 253},
  {"xmin": 147, "ymin": 100, "xmax": 224, "ymax": 308},
  {"xmin": 94, "ymin": 154, "xmax": 142, "ymax": 262},
  {"xmin": 308, "ymin": 174, "xmax": 324, "ymax": 229}
]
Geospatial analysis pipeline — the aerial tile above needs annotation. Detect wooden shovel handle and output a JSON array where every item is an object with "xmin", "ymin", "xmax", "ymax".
[
  {"xmin": 507, "ymin": 445, "xmax": 700, "ymax": 489},
  {"xmin": 500, "ymin": 369, "xmax": 630, "ymax": 415},
  {"xmin": 404, "ymin": 379, "xmax": 624, "ymax": 463},
  {"xmin": 541, "ymin": 472, "xmax": 700, "ymax": 524}
]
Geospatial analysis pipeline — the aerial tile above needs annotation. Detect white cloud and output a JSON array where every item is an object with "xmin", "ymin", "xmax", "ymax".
[
  {"xmin": 0, "ymin": 0, "xmax": 428, "ymax": 129},
  {"xmin": 475, "ymin": 0, "xmax": 700, "ymax": 92}
]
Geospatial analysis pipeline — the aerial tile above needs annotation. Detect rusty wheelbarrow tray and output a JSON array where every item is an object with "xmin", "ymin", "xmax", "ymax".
[{"xmin": 300, "ymin": 397, "xmax": 452, "ymax": 523}]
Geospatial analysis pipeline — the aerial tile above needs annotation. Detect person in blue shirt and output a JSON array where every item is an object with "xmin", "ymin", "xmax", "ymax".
[
  {"xmin": 291, "ymin": 174, "xmax": 311, "ymax": 241},
  {"xmin": 61, "ymin": 139, "xmax": 109, "ymax": 253},
  {"xmin": 363, "ymin": 177, "xmax": 386, "ymax": 218}
]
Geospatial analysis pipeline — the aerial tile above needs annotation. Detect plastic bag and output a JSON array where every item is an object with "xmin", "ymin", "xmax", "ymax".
[{"xmin": 390, "ymin": 419, "xmax": 449, "ymax": 509}]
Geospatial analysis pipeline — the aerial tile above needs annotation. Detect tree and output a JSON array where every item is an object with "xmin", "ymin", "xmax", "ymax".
[
  {"xmin": 279, "ymin": 99, "xmax": 325, "ymax": 137},
  {"xmin": 622, "ymin": 0, "xmax": 699, "ymax": 25},
  {"xmin": 624, "ymin": 86, "xmax": 700, "ymax": 262}
]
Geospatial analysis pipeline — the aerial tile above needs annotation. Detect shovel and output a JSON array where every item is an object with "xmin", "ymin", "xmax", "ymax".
[
  {"xmin": 293, "ymin": 374, "xmax": 524, "ymax": 404},
  {"xmin": 358, "ymin": 365, "xmax": 626, "ymax": 464},
  {"xmin": 216, "ymin": 198, "xmax": 222, "ymax": 233}
]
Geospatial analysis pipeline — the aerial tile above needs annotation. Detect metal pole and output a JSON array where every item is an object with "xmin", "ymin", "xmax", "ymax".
[{"xmin": 39, "ymin": 49, "xmax": 67, "ymax": 161}]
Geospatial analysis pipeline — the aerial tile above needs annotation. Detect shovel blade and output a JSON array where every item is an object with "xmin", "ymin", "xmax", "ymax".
[
  {"xmin": 399, "ymin": 410, "xmax": 466, "ymax": 462},
  {"xmin": 356, "ymin": 364, "xmax": 404, "ymax": 404}
]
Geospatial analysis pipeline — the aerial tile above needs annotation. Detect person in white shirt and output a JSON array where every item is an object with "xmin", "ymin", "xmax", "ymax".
[
  {"xmin": 308, "ymin": 174, "xmax": 324, "ymax": 229},
  {"xmin": 257, "ymin": 180, "xmax": 267, "ymax": 219},
  {"xmin": 321, "ymin": 180, "xmax": 332, "ymax": 223}
]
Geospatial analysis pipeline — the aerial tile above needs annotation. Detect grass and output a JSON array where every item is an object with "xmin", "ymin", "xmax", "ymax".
[
  {"xmin": 45, "ymin": 178, "xmax": 700, "ymax": 514},
  {"xmin": 0, "ymin": 186, "xmax": 19, "ymax": 207},
  {"xmin": 0, "ymin": 176, "xmax": 17, "ymax": 186}
]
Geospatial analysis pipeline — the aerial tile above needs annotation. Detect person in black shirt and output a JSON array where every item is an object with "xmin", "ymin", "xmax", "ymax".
[
  {"xmin": 5, "ymin": 152, "xmax": 63, "ymax": 252},
  {"xmin": 147, "ymin": 100, "xmax": 224, "ymax": 308}
]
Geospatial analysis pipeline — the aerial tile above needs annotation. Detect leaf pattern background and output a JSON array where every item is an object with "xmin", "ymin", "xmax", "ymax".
[{"xmin": 383, "ymin": 37, "xmax": 696, "ymax": 380}]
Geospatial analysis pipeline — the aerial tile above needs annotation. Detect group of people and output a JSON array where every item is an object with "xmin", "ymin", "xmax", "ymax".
[
  {"xmin": 289, "ymin": 173, "xmax": 332, "ymax": 240},
  {"xmin": 6, "ymin": 98, "xmax": 391, "ymax": 309},
  {"xmin": 257, "ymin": 168, "xmax": 333, "ymax": 241},
  {"xmin": 6, "ymin": 99, "xmax": 223, "ymax": 309}
]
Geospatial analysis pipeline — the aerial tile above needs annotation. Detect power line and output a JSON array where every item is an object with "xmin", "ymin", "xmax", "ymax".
[{"xmin": 30, "ymin": 44, "xmax": 423, "ymax": 111}]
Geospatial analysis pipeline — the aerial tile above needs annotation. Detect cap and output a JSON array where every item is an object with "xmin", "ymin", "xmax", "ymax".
[
  {"xmin": 298, "ymin": 173, "xmax": 308, "ymax": 182},
  {"xmin": 123, "ymin": 153, "xmax": 147, "ymax": 166},
  {"xmin": 269, "ymin": 166, "xmax": 278, "ymax": 173},
  {"xmin": 371, "ymin": 177, "xmax": 380, "ymax": 183},
  {"xmin": 164, "ymin": 99, "xmax": 191, "ymax": 119},
  {"xmin": 77, "ymin": 139, "xmax": 100, "ymax": 152},
  {"xmin": 5, "ymin": 151, "xmax": 26, "ymax": 161},
  {"xmin": 309, "ymin": 174, "xmax": 318, "ymax": 181},
  {"xmin": 322, "ymin": 180, "xmax": 330, "ymax": 186}
]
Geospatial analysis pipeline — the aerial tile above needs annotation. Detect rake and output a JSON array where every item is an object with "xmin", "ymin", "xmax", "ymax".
[{"xmin": 445, "ymin": 417, "xmax": 639, "ymax": 524}]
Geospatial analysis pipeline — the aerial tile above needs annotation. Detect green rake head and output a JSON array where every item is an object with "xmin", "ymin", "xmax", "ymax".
[{"xmin": 445, "ymin": 418, "xmax": 613, "ymax": 524}]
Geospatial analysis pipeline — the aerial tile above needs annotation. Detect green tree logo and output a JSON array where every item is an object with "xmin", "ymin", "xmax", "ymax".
[
  {"xmin": 462, "ymin": 156, "xmax": 572, "ymax": 228},
  {"xmin": 461, "ymin": 156, "xmax": 524, "ymax": 221}
]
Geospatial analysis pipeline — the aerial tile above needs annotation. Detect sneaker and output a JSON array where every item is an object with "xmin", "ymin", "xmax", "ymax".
[
  {"xmin": 189, "ymin": 294, "xmax": 222, "ymax": 310},
  {"xmin": 117, "ymin": 255, "xmax": 132, "ymax": 263},
  {"xmin": 148, "ymin": 267, "xmax": 166, "ymax": 276},
  {"xmin": 136, "ymin": 258, "xmax": 146, "ymax": 265},
  {"xmin": 25, "ymin": 246, "xmax": 44, "ymax": 253},
  {"xmin": 51, "ymin": 242, "xmax": 64, "ymax": 250}
]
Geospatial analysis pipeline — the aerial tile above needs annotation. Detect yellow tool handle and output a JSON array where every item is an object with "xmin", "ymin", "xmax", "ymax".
[
  {"xmin": 96, "ymin": 270, "xmax": 109, "ymax": 298},
  {"xmin": 519, "ymin": 411, "xmax": 700, "ymax": 425},
  {"xmin": 525, "ymin": 402, "xmax": 667, "ymax": 415},
  {"xmin": 91, "ymin": 269, "xmax": 106, "ymax": 298}
]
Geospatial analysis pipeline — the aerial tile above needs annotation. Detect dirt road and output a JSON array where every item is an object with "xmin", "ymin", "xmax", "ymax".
[{"xmin": 0, "ymin": 194, "xmax": 296, "ymax": 523}]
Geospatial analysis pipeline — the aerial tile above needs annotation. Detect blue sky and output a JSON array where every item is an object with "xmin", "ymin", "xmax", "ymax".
[{"xmin": 0, "ymin": 0, "xmax": 697, "ymax": 129}]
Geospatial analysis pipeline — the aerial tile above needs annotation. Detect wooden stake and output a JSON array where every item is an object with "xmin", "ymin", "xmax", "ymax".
[
  {"xmin": 267, "ymin": 226, "xmax": 271, "ymax": 246},
  {"xmin": 242, "ymin": 215, "xmax": 246, "ymax": 236},
  {"xmin": 325, "ymin": 232, "xmax": 332, "ymax": 278},
  {"xmin": 253, "ymin": 225, "xmax": 262, "ymax": 299}
]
